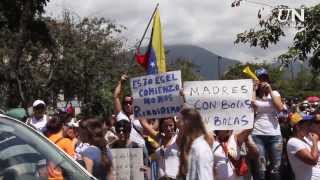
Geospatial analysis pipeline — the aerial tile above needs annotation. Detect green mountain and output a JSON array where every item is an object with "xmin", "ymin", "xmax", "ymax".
[
  {"xmin": 166, "ymin": 45, "xmax": 240, "ymax": 80},
  {"xmin": 166, "ymin": 44, "xmax": 310, "ymax": 80}
]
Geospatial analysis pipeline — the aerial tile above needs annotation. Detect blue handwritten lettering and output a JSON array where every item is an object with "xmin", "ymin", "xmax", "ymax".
[
  {"xmin": 132, "ymin": 79, "xmax": 141, "ymax": 89},
  {"xmin": 134, "ymin": 106, "xmax": 141, "ymax": 117},
  {"xmin": 213, "ymin": 115, "xmax": 249, "ymax": 126},
  {"xmin": 221, "ymin": 100, "xmax": 252, "ymax": 109}
]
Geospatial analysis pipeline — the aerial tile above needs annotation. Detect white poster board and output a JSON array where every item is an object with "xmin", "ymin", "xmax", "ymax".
[
  {"xmin": 183, "ymin": 79, "xmax": 254, "ymax": 130},
  {"xmin": 130, "ymin": 71, "xmax": 184, "ymax": 119},
  {"xmin": 111, "ymin": 148, "xmax": 144, "ymax": 180}
]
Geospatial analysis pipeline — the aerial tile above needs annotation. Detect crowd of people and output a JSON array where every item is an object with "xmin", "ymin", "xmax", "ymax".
[{"xmin": 16, "ymin": 68, "xmax": 320, "ymax": 180}]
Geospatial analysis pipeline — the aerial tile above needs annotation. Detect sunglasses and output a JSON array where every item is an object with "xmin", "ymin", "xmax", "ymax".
[
  {"xmin": 116, "ymin": 127, "xmax": 130, "ymax": 134},
  {"xmin": 124, "ymin": 101, "xmax": 132, "ymax": 105}
]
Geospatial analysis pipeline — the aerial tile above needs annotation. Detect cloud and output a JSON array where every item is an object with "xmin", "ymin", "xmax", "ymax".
[{"xmin": 45, "ymin": 0, "xmax": 319, "ymax": 63}]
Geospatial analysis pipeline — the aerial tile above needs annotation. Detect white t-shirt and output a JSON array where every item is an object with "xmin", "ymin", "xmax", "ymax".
[
  {"xmin": 116, "ymin": 111, "xmax": 145, "ymax": 147},
  {"xmin": 213, "ymin": 135, "xmax": 242, "ymax": 180},
  {"xmin": 187, "ymin": 135, "xmax": 214, "ymax": 180},
  {"xmin": 287, "ymin": 137, "xmax": 320, "ymax": 180},
  {"xmin": 252, "ymin": 90, "xmax": 281, "ymax": 136},
  {"xmin": 26, "ymin": 115, "xmax": 48, "ymax": 132},
  {"xmin": 75, "ymin": 142, "xmax": 90, "ymax": 160},
  {"xmin": 155, "ymin": 135, "xmax": 180, "ymax": 178}
]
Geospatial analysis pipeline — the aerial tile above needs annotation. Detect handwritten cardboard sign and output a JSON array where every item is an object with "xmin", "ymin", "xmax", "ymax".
[
  {"xmin": 111, "ymin": 148, "xmax": 144, "ymax": 180},
  {"xmin": 130, "ymin": 71, "xmax": 184, "ymax": 119},
  {"xmin": 183, "ymin": 79, "xmax": 254, "ymax": 130}
]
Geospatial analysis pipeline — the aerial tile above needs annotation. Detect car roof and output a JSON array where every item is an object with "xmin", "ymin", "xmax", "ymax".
[{"xmin": 0, "ymin": 113, "xmax": 96, "ymax": 179}]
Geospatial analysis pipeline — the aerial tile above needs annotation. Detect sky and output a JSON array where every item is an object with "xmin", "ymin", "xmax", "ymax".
[{"xmin": 45, "ymin": 0, "xmax": 319, "ymax": 63}]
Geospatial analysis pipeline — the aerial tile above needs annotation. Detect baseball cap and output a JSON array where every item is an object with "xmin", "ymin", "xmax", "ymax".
[
  {"xmin": 66, "ymin": 118, "xmax": 79, "ymax": 128},
  {"xmin": 115, "ymin": 120, "xmax": 131, "ymax": 133},
  {"xmin": 33, "ymin": 100, "xmax": 46, "ymax": 107},
  {"xmin": 290, "ymin": 112, "xmax": 315, "ymax": 126},
  {"xmin": 255, "ymin": 68, "xmax": 268, "ymax": 77},
  {"xmin": 116, "ymin": 112, "xmax": 130, "ymax": 122}
]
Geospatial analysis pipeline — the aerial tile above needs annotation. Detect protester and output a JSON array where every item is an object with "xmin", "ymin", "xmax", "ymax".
[
  {"xmin": 114, "ymin": 74, "xmax": 145, "ymax": 147},
  {"xmin": 140, "ymin": 118, "xmax": 161, "ymax": 155},
  {"xmin": 79, "ymin": 118, "xmax": 113, "ymax": 180},
  {"xmin": 45, "ymin": 115, "xmax": 75, "ymax": 157},
  {"xmin": 26, "ymin": 99, "xmax": 48, "ymax": 132},
  {"xmin": 154, "ymin": 117, "xmax": 180, "ymax": 180},
  {"xmin": 177, "ymin": 108, "xmax": 214, "ymax": 180},
  {"xmin": 251, "ymin": 68, "xmax": 284, "ymax": 180},
  {"xmin": 45, "ymin": 115, "xmax": 76, "ymax": 180},
  {"xmin": 75, "ymin": 118, "xmax": 90, "ymax": 165},
  {"xmin": 213, "ymin": 129, "xmax": 254, "ymax": 180},
  {"xmin": 110, "ymin": 119, "xmax": 149, "ymax": 179},
  {"xmin": 299, "ymin": 100, "xmax": 311, "ymax": 115},
  {"xmin": 104, "ymin": 114, "xmax": 118, "ymax": 145},
  {"xmin": 63, "ymin": 118, "xmax": 79, "ymax": 149},
  {"xmin": 287, "ymin": 113, "xmax": 320, "ymax": 180},
  {"xmin": 110, "ymin": 119, "xmax": 149, "ymax": 164}
]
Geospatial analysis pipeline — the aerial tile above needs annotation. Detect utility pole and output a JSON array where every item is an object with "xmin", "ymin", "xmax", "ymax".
[
  {"xmin": 217, "ymin": 56, "xmax": 222, "ymax": 79},
  {"xmin": 290, "ymin": 59, "xmax": 294, "ymax": 80}
]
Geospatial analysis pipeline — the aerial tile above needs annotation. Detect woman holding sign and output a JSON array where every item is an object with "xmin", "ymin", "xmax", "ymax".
[
  {"xmin": 251, "ymin": 68, "xmax": 284, "ymax": 180},
  {"xmin": 212, "ymin": 129, "xmax": 258, "ymax": 180},
  {"xmin": 177, "ymin": 108, "xmax": 214, "ymax": 180}
]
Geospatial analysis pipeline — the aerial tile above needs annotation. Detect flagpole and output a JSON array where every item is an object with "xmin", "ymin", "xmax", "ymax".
[{"xmin": 136, "ymin": 3, "xmax": 159, "ymax": 53}]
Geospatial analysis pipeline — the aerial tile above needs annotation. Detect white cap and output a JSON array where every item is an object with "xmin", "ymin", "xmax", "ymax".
[
  {"xmin": 33, "ymin": 100, "xmax": 46, "ymax": 107},
  {"xmin": 116, "ymin": 112, "xmax": 130, "ymax": 122},
  {"xmin": 66, "ymin": 118, "xmax": 79, "ymax": 128}
]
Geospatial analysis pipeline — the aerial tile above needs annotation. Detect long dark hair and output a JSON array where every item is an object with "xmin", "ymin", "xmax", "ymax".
[
  {"xmin": 45, "ymin": 115, "xmax": 63, "ymax": 136},
  {"xmin": 85, "ymin": 118, "xmax": 112, "ymax": 173},
  {"xmin": 178, "ymin": 108, "xmax": 213, "ymax": 178}
]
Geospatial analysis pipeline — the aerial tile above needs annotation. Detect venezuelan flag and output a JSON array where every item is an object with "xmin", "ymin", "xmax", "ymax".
[{"xmin": 135, "ymin": 8, "xmax": 166, "ymax": 74}]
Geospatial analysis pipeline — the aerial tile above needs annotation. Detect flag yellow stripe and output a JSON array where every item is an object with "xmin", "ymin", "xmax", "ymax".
[{"xmin": 151, "ymin": 9, "xmax": 166, "ymax": 73}]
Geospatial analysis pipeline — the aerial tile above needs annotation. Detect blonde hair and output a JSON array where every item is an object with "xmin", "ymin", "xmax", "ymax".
[{"xmin": 177, "ymin": 108, "xmax": 213, "ymax": 178}]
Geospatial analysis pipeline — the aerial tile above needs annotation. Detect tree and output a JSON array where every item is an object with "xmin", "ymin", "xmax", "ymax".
[
  {"xmin": 233, "ymin": 1, "xmax": 320, "ymax": 74},
  {"xmin": 46, "ymin": 12, "xmax": 140, "ymax": 117},
  {"xmin": 0, "ymin": 0, "xmax": 53, "ymax": 109},
  {"xmin": 223, "ymin": 62, "xmax": 320, "ymax": 98},
  {"xmin": 223, "ymin": 63, "xmax": 283, "ymax": 84},
  {"xmin": 0, "ymin": 6, "xmax": 141, "ymax": 117}
]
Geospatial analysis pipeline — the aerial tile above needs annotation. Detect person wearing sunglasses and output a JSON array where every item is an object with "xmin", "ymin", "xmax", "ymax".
[
  {"xmin": 110, "ymin": 119, "xmax": 150, "ymax": 178},
  {"xmin": 114, "ymin": 74, "xmax": 145, "ymax": 147}
]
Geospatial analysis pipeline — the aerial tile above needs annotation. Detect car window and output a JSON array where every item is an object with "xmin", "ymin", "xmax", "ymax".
[{"xmin": 0, "ymin": 116, "xmax": 95, "ymax": 180}]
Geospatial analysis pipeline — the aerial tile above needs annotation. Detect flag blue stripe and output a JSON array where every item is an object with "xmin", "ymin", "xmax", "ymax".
[{"xmin": 147, "ymin": 48, "xmax": 158, "ymax": 74}]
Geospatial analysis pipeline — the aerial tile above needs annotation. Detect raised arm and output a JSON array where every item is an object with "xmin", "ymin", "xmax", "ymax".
[
  {"xmin": 139, "ymin": 117, "xmax": 158, "ymax": 139},
  {"xmin": 295, "ymin": 133, "xmax": 319, "ymax": 165},
  {"xmin": 261, "ymin": 82, "xmax": 283, "ymax": 112},
  {"xmin": 236, "ymin": 129, "xmax": 252, "ymax": 146},
  {"xmin": 114, "ymin": 74, "xmax": 128, "ymax": 114},
  {"xmin": 271, "ymin": 92, "xmax": 284, "ymax": 112}
]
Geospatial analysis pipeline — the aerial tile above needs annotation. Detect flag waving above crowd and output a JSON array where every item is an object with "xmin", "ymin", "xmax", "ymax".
[{"xmin": 135, "ymin": 5, "xmax": 166, "ymax": 75}]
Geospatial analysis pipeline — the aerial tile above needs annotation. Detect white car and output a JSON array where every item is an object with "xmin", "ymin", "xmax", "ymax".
[{"xmin": 0, "ymin": 114, "xmax": 97, "ymax": 180}]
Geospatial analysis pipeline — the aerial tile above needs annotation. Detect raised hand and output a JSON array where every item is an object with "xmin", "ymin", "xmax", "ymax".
[
  {"xmin": 120, "ymin": 74, "xmax": 128, "ymax": 82},
  {"xmin": 309, "ymin": 132, "xmax": 319, "ymax": 142}
]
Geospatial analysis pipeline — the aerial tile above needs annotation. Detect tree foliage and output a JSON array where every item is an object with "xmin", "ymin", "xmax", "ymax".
[
  {"xmin": 223, "ymin": 62, "xmax": 320, "ymax": 98},
  {"xmin": 233, "ymin": 1, "xmax": 320, "ymax": 73},
  {"xmin": 0, "ymin": 1, "xmax": 207, "ymax": 117},
  {"xmin": 0, "ymin": 5, "xmax": 142, "ymax": 117},
  {"xmin": 0, "ymin": 0, "xmax": 53, "ymax": 109}
]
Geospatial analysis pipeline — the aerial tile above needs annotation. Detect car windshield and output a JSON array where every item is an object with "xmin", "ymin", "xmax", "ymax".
[{"xmin": 0, "ymin": 115, "xmax": 95, "ymax": 180}]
